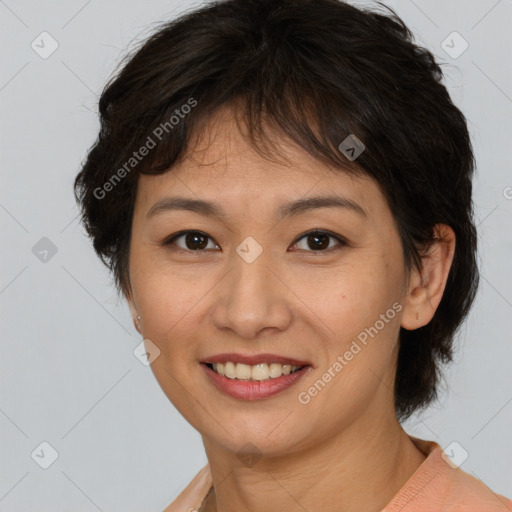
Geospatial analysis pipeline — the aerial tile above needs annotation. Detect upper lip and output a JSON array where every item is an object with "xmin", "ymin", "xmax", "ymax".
[{"xmin": 201, "ymin": 353, "xmax": 312, "ymax": 367}]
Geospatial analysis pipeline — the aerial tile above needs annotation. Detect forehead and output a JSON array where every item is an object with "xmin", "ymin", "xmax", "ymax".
[{"xmin": 135, "ymin": 104, "xmax": 384, "ymax": 218}]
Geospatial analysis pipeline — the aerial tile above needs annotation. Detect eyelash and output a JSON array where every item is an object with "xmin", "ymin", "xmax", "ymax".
[{"xmin": 161, "ymin": 229, "xmax": 347, "ymax": 255}]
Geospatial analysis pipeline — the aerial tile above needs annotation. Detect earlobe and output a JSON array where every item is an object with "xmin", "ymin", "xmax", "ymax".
[
  {"xmin": 127, "ymin": 297, "xmax": 142, "ymax": 334},
  {"xmin": 400, "ymin": 224, "xmax": 456, "ymax": 331},
  {"xmin": 134, "ymin": 315, "xmax": 142, "ymax": 334}
]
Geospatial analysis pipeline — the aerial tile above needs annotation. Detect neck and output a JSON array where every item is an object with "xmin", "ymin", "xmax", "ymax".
[{"xmin": 201, "ymin": 403, "xmax": 427, "ymax": 512}]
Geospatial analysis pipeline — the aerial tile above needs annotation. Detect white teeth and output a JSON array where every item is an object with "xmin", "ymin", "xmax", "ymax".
[
  {"xmin": 236, "ymin": 363, "xmax": 252, "ymax": 380},
  {"xmin": 252, "ymin": 363, "xmax": 269, "ymax": 381},
  {"xmin": 224, "ymin": 361, "xmax": 236, "ymax": 379},
  {"xmin": 211, "ymin": 362, "xmax": 303, "ymax": 381},
  {"xmin": 269, "ymin": 363, "xmax": 284, "ymax": 378},
  {"xmin": 216, "ymin": 362, "xmax": 225, "ymax": 376}
]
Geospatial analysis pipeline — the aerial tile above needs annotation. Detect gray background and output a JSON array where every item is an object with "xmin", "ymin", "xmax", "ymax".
[{"xmin": 1, "ymin": 0, "xmax": 511, "ymax": 510}]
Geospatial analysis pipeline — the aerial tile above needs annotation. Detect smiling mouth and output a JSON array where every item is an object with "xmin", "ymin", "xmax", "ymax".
[{"xmin": 204, "ymin": 361, "xmax": 307, "ymax": 381}]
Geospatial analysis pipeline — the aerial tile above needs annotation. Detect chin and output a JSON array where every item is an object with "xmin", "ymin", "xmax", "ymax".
[{"xmin": 203, "ymin": 417, "xmax": 314, "ymax": 460}]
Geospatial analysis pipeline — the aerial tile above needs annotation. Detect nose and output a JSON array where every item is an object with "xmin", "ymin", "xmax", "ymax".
[{"xmin": 211, "ymin": 251, "xmax": 293, "ymax": 339}]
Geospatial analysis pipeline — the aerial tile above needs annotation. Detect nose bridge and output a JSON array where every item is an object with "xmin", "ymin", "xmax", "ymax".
[{"xmin": 212, "ymin": 243, "xmax": 292, "ymax": 338}]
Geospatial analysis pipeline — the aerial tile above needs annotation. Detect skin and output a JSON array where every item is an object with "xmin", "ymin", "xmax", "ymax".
[{"xmin": 126, "ymin": 104, "xmax": 456, "ymax": 512}]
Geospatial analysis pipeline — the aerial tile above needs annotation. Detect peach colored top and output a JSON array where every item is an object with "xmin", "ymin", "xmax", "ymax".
[{"xmin": 163, "ymin": 436, "xmax": 512, "ymax": 511}]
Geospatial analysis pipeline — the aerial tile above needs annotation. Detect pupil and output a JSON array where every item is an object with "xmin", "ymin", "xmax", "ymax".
[
  {"xmin": 186, "ymin": 232, "xmax": 208, "ymax": 250},
  {"xmin": 309, "ymin": 233, "xmax": 329, "ymax": 250}
]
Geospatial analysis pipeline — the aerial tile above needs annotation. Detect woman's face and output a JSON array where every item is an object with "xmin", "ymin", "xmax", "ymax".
[{"xmin": 127, "ymin": 105, "xmax": 412, "ymax": 458}]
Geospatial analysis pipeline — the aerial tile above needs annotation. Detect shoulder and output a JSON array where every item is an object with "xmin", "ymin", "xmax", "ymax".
[
  {"xmin": 384, "ymin": 437, "xmax": 512, "ymax": 511},
  {"xmin": 162, "ymin": 464, "xmax": 212, "ymax": 512},
  {"xmin": 441, "ymin": 461, "xmax": 512, "ymax": 511}
]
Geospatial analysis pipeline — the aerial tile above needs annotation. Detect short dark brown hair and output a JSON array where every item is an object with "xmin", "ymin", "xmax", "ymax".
[{"xmin": 74, "ymin": 0, "xmax": 479, "ymax": 421}]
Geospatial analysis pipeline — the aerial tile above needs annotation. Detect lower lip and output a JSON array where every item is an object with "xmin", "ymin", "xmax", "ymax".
[{"xmin": 200, "ymin": 363, "xmax": 311, "ymax": 400}]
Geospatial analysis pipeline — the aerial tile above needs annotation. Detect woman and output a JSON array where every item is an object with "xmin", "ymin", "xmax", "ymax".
[{"xmin": 73, "ymin": 0, "xmax": 512, "ymax": 510}]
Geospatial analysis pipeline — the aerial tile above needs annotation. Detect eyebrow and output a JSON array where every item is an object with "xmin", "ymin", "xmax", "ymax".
[{"xmin": 146, "ymin": 194, "xmax": 367, "ymax": 221}]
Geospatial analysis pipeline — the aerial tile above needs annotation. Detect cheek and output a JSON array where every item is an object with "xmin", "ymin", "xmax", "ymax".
[
  {"xmin": 299, "ymin": 253, "xmax": 403, "ymax": 385},
  {"xmin": 138, "ymin": 278, "xmax": 201, "ymax": 351},
  {"xmin": 129, "ymin": 251, "xmax": 202, "ymax": 353},
  {"xmin": 132, "ymin": 266, "xmax": 211, "ymax": 421},
  {"xmin": 300, "ymin": 254, "xmax": 402, "ymax": 336}
]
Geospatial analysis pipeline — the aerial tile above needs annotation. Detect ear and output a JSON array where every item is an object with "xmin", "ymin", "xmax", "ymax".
[{"xmin": 401, "ymin": 224, "xmax": 456, "ymax": 330}]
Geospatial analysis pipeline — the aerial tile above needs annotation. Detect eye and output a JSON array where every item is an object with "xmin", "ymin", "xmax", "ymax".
[
  {"xmin": 162, "ymin": 229, "xmax": 346, "ymax": 254},
  {"xmin": 162, "ymin": 230, "xmax": 219, "ymax": 252},
  {"xmin": 291, "ymin": 230, "xmax": 346, "ymax": 253}
]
